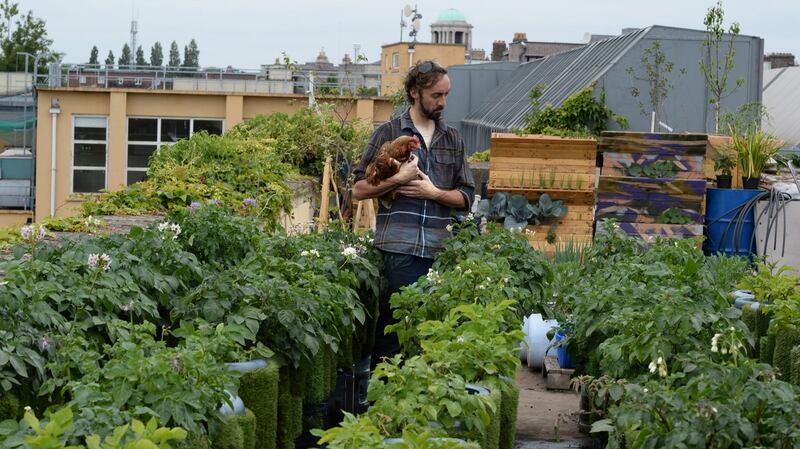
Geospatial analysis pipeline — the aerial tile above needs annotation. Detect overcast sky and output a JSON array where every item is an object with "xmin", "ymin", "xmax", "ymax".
[{"xmin": 24, "ymin": 0, "xmax": 800, "ymax": 68}]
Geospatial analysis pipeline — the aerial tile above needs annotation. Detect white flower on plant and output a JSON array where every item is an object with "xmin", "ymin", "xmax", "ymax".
[
  {"xmin": 457, "ymin": 336, "xmax": 465, "ymax": 344},
  {"xmin": 84, "ymin": 216, "xmax": 101, "ymax": 229},
  {"xmin": 426, "ymin": 269, "xmax": 440, "ymax": 283},
  {"xmin": 87, "ymin": 253, "xmax": 112, "ymax": 271},
  {"xmin": 466, "ymin": 212, "xmax": 474, "ymax": 221},
  {"xmin": 446, "ymin": 224, "xmax": 454, "ymax": 232},
  {"xmin": 341, "ymin": 246, "xmax": 358, "ymax": 258},
  {"xmin": 300, "ymin": 249, "xmax": 320, "ymax": 258},
  {"xmin": 24, "ymin": 406, "xmax": 31, "ymax": 412},
  {"xmin": 21, "ymin": 224, "xmax": 46, "ymax": 243},
  {"xmin": 711, "ymin": 333, "xmax": 722, "ymax": 353},
  {"xmin": 649, "ymin": 357, "xmax": 668, "ymax": 377},
  {"xmin": 648, "ymin": 360, "xmax": 658, "ymax": 374},
  {"xmin": 39, "ymin": 336, "xmax": 50, "ymax": 351},
  {"xmin": 121, "ymin": 300, "xmax": 134, "ymax": 312},
  {"xmin": 157, "ymin": 222, "xmax": 181, "ymax": 240}
]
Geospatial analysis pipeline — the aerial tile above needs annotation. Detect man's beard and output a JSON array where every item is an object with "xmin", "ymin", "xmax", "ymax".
[{"xmin": 420, "ymin": 101, "xmax": 443, "ymax": 120}]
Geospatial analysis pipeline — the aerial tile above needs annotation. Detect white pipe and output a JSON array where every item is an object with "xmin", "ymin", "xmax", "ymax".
[
  {"xmin": 650, "ymin": 111, "xmax": 656, "ymax": 133},
  {"xmin": 49, "ymin": 107, "xmax": 60, "ymax": 217}
]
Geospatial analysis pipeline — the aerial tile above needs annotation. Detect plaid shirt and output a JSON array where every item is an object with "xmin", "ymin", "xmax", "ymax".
[{"xmin": 354, "ymin": 109, "xmax": 475, "ymax": 259}]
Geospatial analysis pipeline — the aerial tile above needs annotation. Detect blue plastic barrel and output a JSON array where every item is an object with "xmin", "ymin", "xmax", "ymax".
[
  {"xmin": 705, "ymin": 188, "xmax": 763, "ymax": 257},
  {"xmin": 554, "ymin": 331, "xmax": 575, "ymax": 369}
]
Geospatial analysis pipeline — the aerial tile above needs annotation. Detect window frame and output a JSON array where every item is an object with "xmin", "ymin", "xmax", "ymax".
[
  {"xmin": 125, "ymin": 116, "xmax": 225, "ymax": 185},
  {"xmin": 71, "ymin": 115, "xmax": 109, "ymax": 194}
]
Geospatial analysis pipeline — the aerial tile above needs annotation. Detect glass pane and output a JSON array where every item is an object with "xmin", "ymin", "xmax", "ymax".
[
  {"xmin": 73, "ymin": 170, "xmax": 105, "ymax": 193},
  {"xmin": 128, "ymin": 118, "xmax": 158, "ymax": 141},
  {"xmin": 193, "ymin": 119, "xmax": 223, "ymax": 136},
  {"xmin": 74, "ymin": 143, "xmax": 106, "ymax": 167},
  {"xmin": 127, "ymin": 144, "xmax": 157, "ymax": 168},
  {"xmin": 161, "ymin": 119, "xmax": 190, "ymax": 142},
  {"xmin": 75, "ymin": 117, "xmax": 106, "ymax": 128},
  {"xmin": 74, "ymin": 125, "xmax": 106, "ymax": 141},
  {"xmin": 127, "ymin": 170, "xmax": 148, "ymax": 185}
]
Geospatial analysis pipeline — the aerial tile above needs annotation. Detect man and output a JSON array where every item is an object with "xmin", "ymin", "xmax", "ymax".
[{"xmin": 352, "ymin": 60, "xmax": 475, "ymax": 368}]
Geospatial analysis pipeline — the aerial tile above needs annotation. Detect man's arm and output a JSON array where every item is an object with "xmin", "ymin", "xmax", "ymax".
[
  {"xmin": 393, "ymin": 172, "xmax": 467, "ymax": 208},
  {"xmin": 352, "ymin": 156, "xmax": 420, "ymax": 201}
]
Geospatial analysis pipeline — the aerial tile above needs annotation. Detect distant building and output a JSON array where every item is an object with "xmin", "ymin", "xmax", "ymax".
[
  {"xmin": 764, "ymin": 52, "xmax": 796, "ymax": 70},
  {"xmin": 506, "ymin": 33, "xmax": 585, "ymax": 62},
  {"xmin": 430, "ymin": 8, "xmax": 473, "ymax": 58}
]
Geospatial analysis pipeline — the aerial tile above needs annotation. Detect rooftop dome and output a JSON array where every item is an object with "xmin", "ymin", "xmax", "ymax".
[{"xmin": 436, "ymin": 8, "xmax": 466, "ymax": 22}]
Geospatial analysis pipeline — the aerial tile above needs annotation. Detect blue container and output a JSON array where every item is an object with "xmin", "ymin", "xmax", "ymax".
[
  {"xmin": 705, "ymin": 188, "xmax": 763, "ymax": 257},
  {"xmin": 554, "ymin": 331, "xmax": 575, "ymax": 369}
]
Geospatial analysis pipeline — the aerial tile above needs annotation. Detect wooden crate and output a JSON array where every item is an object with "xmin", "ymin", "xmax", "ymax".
[
  {"xmin": 487, "ymin": 133, "xmax": 598, "ymax": 251},
  {"xmin": 597, "ymin": 132, "xmax": 708, "ymax": 241},
  {"xmin": 488, "ymin": 133, "xmax": 596, "ymax": 196}
]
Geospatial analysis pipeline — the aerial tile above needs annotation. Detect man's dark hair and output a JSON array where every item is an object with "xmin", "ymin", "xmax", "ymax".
[{"xmin": 404, "ymin": 60, "xmax": 447, "ymax": 105}]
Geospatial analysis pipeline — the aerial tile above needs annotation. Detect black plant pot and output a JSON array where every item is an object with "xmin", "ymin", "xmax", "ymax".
[
  {"xmin": 742, "ymin": 176, "xmax": 761, "ymax": 190},
  {"xmin": 716, "ymin": 174, "xmax": 732, "ymax": 189}
]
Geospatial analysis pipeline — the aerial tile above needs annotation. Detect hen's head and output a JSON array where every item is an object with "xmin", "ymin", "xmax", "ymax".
[{"xmin": 408, "ymin": 135, "xmax": 421, "ymax": 152}]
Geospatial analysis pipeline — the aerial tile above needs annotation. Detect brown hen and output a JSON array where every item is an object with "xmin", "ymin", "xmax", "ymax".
[{"xmin": 364, "ymin": 135, "xmax": 421, "ymax": 185}]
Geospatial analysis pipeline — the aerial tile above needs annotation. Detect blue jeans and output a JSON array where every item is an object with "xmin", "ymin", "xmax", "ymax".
[{"xmin": 371, "ymin": 251, "xmax": 434, "ymax": 370}]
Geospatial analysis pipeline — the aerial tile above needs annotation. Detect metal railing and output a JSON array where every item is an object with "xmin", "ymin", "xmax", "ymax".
[{"xmin": 34, "ymin": 63, "xmax": 382, "ymax": 96}]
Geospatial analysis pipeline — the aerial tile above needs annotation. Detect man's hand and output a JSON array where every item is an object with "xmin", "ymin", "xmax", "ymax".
[
  {"xmin": 389, "ymin": 154, "xmax": 422, "ymax": 185},
  {"xmin": 394, "ymin": 172, "xmax": 442, "ymax": 200}
]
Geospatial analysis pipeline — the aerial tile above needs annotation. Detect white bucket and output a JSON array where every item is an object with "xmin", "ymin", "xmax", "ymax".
[
  {"xmin": 519, "ymin": 315, "xmax": 531, "ymax": 362},
  {"xmin": 525, "ymin": 313, "xmax": 558, "ymax": 371}
]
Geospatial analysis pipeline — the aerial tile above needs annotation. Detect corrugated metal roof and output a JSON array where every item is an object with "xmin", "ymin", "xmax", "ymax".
[
  {"xmin": 764, "ymin": 67, "xmax": 800, "ymax": 147},
  {"xmin": 461, "ymin": 27, "xmax": 649, "ymax": 151}
]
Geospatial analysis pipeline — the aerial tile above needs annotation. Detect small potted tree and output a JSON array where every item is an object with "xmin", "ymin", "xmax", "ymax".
[
  {"xmin": 730, "ymin": 126, "xmax": 782, "ymax": 190},
  {"xmin": 713, "ymin": 147, "xmax": 736, "ymax": 189}
]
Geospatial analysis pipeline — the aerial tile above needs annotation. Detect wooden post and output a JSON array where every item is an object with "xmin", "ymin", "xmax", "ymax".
[
  {"xmin": 353, "ymin": 200, "xmax": 364, "ymax": 233},
  {"xmin": 366, "ymin": 198, "xmax": 376, "ymax": 231},
  {"xmin": 318, "ymin": 156, "xmax": 332, "ymax": 233}
]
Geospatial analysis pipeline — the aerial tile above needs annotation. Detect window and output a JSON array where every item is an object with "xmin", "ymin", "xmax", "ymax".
[
  {"xmin": 126, "ymin": 117, "xmax": 224, "ymax": 185},
  {"xmin": 72, "ymin": 116, "xmax": 108, "ymax": 193},
  {"xmin": 392, "ymin": 52, "xmax": 400, "ymax": 69}
]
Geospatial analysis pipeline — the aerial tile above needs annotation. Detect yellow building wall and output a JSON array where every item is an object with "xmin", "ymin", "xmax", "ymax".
[
  {"xmin": 34, "ymin": 88, "xmax": 391, "ymax": 222},
  {"xmin": 380, "ymin": 43, "xmax": 466, "ymax": 95}
]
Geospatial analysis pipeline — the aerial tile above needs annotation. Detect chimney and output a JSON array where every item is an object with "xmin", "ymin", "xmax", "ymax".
[
  {"xmin": 512, "ymin": 32, "xmax": 527, "ymax": 43},
  {"xmin": 491, "ymin": 40, "xmax": 507, "ymax": 61}
]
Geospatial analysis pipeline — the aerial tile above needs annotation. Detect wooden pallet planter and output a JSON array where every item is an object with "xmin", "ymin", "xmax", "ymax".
[
  {"xmin": 596, "ymin": 177, "xmax": 706, "ymax": 223},
  {"xmin": 488, "ymin": 133, "xmax": 598, "ymax": 252},
  {"xmin": 597, "ymin": 132, "xmax": 708, "ymax": 240},
  {"xmin": 601, "ymin": 153, "xmax": 705, "ymax": 179},
  {"xmin": 542, "ymin": 355, "xmax": 575, "ymax": 390}
]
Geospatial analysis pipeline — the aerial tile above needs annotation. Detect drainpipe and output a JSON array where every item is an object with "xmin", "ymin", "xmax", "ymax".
[{"xmin": 48, "ymin": 98, "xmax": 61, "ymax": 217}]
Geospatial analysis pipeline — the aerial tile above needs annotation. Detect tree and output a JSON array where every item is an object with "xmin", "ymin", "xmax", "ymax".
[
  {"xmin": 135, "ymin": 45, "xmax": 145, "ymax": 66},
  {"xmin": 89, "ymin": 45, "xmax": 98, "ymax": 64},
  {"xmin": 0, "ymin": 1, "xmax": 56, "ymax": 71},
  {"xmin": 699, "ymin": 0, "xmax": 744, "ymax": 133},
  {"xmin": 105, "ymin": 50, "xmax": 115, "ymax": 67},
  {"xmin": 182, "ymin": 38, "xmax": 199, "ymax": 67},
  {"xmin": 118, "ymin": 43, "xmax": 131, "ymax": 68},
  {"xmin": 168, "ymin": 40, "xmax": 180, "ymax": 67},
  {"xmin": 150, "ymin": 41, "xmax": 163, "ymax": 66},
  {"xmin": 625, "ymin": 41, "xmax": 686, "ymax": 125}
]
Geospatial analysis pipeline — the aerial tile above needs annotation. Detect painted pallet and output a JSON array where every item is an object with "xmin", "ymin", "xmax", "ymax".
[
  {"xmin": 601, "ymin": 153, "xmax": 705, "ymax": 179},
  {"xmin": 599, "ymin": 131, "xmax": 708, "ymax": 156},
  {"xmin": 600, "ymin": 221, "xmax": 704, "ymax": 240},
  {"xmin": 597, "ymin": 177, "xmax": 705, "ymax": 218}
]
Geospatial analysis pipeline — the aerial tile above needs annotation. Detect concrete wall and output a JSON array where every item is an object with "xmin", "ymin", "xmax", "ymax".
[
  {"xmin": 599, "ymin": 26, "xmax": 763, "ymax": 133},
  {"xmin": 33, "ymin": 88, "xmax": 391, "ymax": 222},
  {"xmin": 444, "ymin": 62, "xmax": 518, "ymax": 145},
  {"xmin": 0, "ymin": 72, "xmax": 32, "ymax": 95},
  {"xmin": 380, "ymin": 42, "xmax": 466, "ymax": 95}
]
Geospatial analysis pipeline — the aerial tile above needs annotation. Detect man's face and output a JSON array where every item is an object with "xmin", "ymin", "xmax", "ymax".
[{"xmin": 413, "ymin": 75, "xmax": 451, "ymax": 121}]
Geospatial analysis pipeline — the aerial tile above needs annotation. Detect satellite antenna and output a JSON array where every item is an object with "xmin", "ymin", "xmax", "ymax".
[
  {"xmin": 404, "ymin": 4, "xmax": 422, "ymax": 42},
  {"xmin": 400, "ymin": 9, "xmax": 407, "ymax": 42}
]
